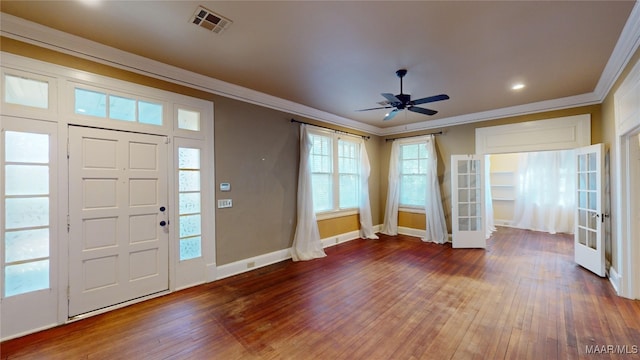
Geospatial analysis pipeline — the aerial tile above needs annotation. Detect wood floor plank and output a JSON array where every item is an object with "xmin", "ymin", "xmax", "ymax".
[{"xmin": 2, "ymin": 227, "xmax": 640, "ymax": 359}]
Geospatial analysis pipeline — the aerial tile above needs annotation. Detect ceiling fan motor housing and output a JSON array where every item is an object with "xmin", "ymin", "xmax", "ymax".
[{"xmin": 395, "ymin": 94, "xmax": 411, "ymax": 108}]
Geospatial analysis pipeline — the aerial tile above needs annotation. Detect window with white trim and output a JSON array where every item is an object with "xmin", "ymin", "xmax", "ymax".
[
  {"xmin": 309, "ymin": 130, "xmax": 360, "ymax": 213},
  {"xmin": 399, "ymin": 141, "xmax": 428, "ymax": 207}
]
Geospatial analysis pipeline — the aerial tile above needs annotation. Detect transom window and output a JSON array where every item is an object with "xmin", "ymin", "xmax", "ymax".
[
  {"xmin": 74, "ymin": 87, "xmax": 163, "ymax": 126},
  {"xmin": 4, "ymin": 74, "xmax": 49, "ymax": 109},
  {"xmin": 309, "ymin": 131, "xmax": 360, "ymax": 213}
]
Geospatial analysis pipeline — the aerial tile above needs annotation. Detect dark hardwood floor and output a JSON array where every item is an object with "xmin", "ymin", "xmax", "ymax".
[{"xmin": 2, "ymin": 227, "xmax": 640, "ymax": 359}]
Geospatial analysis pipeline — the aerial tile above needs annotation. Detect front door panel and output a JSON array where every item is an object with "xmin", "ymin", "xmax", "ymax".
[{"xmin": 68, "ymin": 126, "xmax": 168, "ymax": 317}]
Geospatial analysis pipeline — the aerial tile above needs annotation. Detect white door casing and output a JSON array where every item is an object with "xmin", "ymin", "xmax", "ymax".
[
  {"xmin": 68, "ymin": 126, "xmax": 169, "ymax": 317},
  {"xmin": 451, "ymin": 154, "xmax": 486, "ymax": 248},
  {"xmin": 574, "ymin": 144, "xmax": 605, "ymax": 277}
]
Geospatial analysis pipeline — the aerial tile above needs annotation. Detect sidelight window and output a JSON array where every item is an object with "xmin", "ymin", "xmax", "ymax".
[
  {"xmin": 178, "ymin": 147, "xmax": 202, "ymax": 261},
  {"xmin": 3, "ymin": 131, "xmax": 51, "ymax": 297}
]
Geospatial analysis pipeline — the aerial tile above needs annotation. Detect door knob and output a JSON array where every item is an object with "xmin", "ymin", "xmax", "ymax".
[
  {"xmin": 160, "ymin": 220, "xmax": 167, "ymax": 226},
  {"xmin": 159, "ymin": 206, "xmax": 166, "ymax": 212}
]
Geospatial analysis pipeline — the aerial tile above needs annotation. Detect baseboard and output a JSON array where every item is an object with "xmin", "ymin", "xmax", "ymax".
[
  {"xmin": 216, "ymin": 248, "xmax": 292, "ymax": 280},
  {"xmin": 320, "ymin": 229, "xmax": 362, "ymax": 248},
  {"xmin": 216, "ymin": 226, "xmax": 383, "ymax": 281},
  {"xmin": 494, "ymin": 219, "xmax": 513, "ymax": 226},
  {"xmin": 609, "ymin": 266, "xmax": 622, "ymax": 295},
  {"xmin": 398, "ymin": 226, "xmax": 426, "ymax": 238}
]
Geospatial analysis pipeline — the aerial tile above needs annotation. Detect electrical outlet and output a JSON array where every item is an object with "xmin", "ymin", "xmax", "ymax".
[
  {"xmin": 247, "ymin": 261, "xmax": 255, "ymax": 268},
  {"xmin": 218, "ymin": 199, "xmax": 232, "ymax": 208}
]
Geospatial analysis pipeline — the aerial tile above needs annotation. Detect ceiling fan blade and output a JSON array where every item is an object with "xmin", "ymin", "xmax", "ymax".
[
  {"xmin": 410, "ymin": 94, "xmax": 450, "ymax": 106},
  {"xmin": 356, "ymin": 106, "xmax": 393, "ymax": 112},
  {"xmin": 408, "ymin": 106, "xmax": 437, "ymax": 116},
  {"xmin": 383, "ymin": 109, "xmax": 401, "ymax": 121},
  {"xmin": 381, "ymin": 93, "xmax": 402, "ymax": 105}
]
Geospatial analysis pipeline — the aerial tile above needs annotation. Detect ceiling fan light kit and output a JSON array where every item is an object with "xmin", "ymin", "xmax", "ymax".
[{"xmin": 358, "ymin": 69, "xmax": 450, "ymax": 121}]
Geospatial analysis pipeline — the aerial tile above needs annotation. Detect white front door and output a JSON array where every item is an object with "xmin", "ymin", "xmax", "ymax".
[
  {"xmin": 575, "ymin": 143, "xmax": 605, "ymax": 277},
  {"xmin": 451, "ymin": 154, "xmax": 486, "ymax": 248},
  {"xmin": 68, "ymin": 126, "xmax": 169, "ymax": 317}
]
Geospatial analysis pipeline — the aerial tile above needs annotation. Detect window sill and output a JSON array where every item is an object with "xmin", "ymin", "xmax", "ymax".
[
  {"xmin": 316, "ymin": 209, "xmax": 358, "ymax": 221},
  {"xmin": 399, "ymin": 207, "xmax": 425, "ymax": 214}
]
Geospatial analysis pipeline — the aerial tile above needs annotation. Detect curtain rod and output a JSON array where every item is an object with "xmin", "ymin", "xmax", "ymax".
[
  {"xmin": 291, "ymin": 119, "xmax": 370, "ymax": 140},
  {"xmin": 385, "ymin": 131, "xmax": 443, "ymax": 142}
]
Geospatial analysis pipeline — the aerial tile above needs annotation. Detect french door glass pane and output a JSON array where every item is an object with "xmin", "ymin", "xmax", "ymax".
[{"xmin": 4, "ymin": 74, "xmax": 48, "ymax": 109}]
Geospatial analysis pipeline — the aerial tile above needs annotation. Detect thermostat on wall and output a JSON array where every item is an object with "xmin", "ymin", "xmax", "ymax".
[{"xmin": 220, "ymin": 182, "xmax": 231, "ymax": 191}]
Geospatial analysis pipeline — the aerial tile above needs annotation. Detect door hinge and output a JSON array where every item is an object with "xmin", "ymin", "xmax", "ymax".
[
  {"xmin": 165, "ymin": 137, "xmax": 170, "ymax": 144},
  {"xmin": 67, "ymin": 138, "xmax": 70, "ymax": 159},
  {"xmin": 67, "ymin": 215, "xmax": 70, "ymax": 232}
]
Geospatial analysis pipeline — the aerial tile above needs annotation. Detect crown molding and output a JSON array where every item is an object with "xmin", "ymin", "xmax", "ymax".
[
  {"xmin": 2, "ymin": 5, "xmax": 640, "ymax": 138},
  {"xmin": 594, "ymin": 1, "xmax": 640, "ymax": 100},
  {"xmin": 380, "ymin": 92, "xmax": 600, "ymax": 136}
]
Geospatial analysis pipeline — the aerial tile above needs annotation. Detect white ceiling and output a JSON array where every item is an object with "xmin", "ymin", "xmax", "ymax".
[{"xmin": 1, "ymin": 1, "xmax": 638, "ymax": 134}]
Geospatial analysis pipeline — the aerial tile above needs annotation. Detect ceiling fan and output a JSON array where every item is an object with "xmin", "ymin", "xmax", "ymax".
[{"xmin": 357, "ymin": 69, "xmax": 449, "ymax": 121}]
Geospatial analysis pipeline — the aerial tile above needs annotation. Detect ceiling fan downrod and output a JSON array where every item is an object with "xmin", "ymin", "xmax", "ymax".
[{"xmin": 397, "ymin": 69, "xmax": 407, "ymax": 95}]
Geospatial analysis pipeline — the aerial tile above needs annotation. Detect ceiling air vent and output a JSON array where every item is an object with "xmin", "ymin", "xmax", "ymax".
[{"xmin": 191, "ymin": 6, "xmax": 232, "ymax": 34}]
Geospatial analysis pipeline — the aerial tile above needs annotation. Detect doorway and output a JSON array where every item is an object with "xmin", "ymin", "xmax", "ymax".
[{"xmin": 67, "ymin": 126, "xmax": 169, "ymax": 317}]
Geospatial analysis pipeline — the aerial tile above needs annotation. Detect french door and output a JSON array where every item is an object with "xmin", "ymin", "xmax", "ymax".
[
  {"xmin": 451, "ymin": 154, "xmax": 486, "ymax": 248},
  {"xmin": 575, "ymin": 144, "xmax": 605, "ymax": 277},
  {"xmin": 68, "ymin": 126, "xmax": 169, "ymax": 317}
]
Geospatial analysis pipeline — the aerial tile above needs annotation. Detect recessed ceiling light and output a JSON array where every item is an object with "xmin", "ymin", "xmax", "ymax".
[
  {"xmin": 77, "ymin": 0, "xmax": 101, "ymax": 7},
  {"xmin": 511, "ymin": 83, "xmax": 526, "ymax": 91}
]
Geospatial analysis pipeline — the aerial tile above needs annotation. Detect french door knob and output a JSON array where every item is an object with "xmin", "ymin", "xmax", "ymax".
[
  {"xmin": 160, "ymin": 220, "xmax": 167, "ymax": 226},
  {"xmin": 159, "ymin": 206, "xmax": 166, "ymax": 212}
]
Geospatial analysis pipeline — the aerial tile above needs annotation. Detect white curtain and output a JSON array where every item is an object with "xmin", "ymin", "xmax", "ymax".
[
  {"xmin": 422, "ymin": 135, "xmax": 448, "ymax": 244},
  {"xmin": 291, "ymin": 125, "xmax": 327, "ymax": 261},
  {"xmin": 512, "ymin": 149, "xmax": 576, "ymax": 234},
  {"xmin": 485, "ymin": 155, "xmax": 496, "ymax": 239},
  {"xmin": 381, "ymin": 140, "xmax": 400, "ymax": 235},
  {"xmin": 358, "ymin": 138, "xmax": 379, "ymax": 239},
  {"xmin": 382, "ymin": 135, "xmax": 448, "ymax": 243}
]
